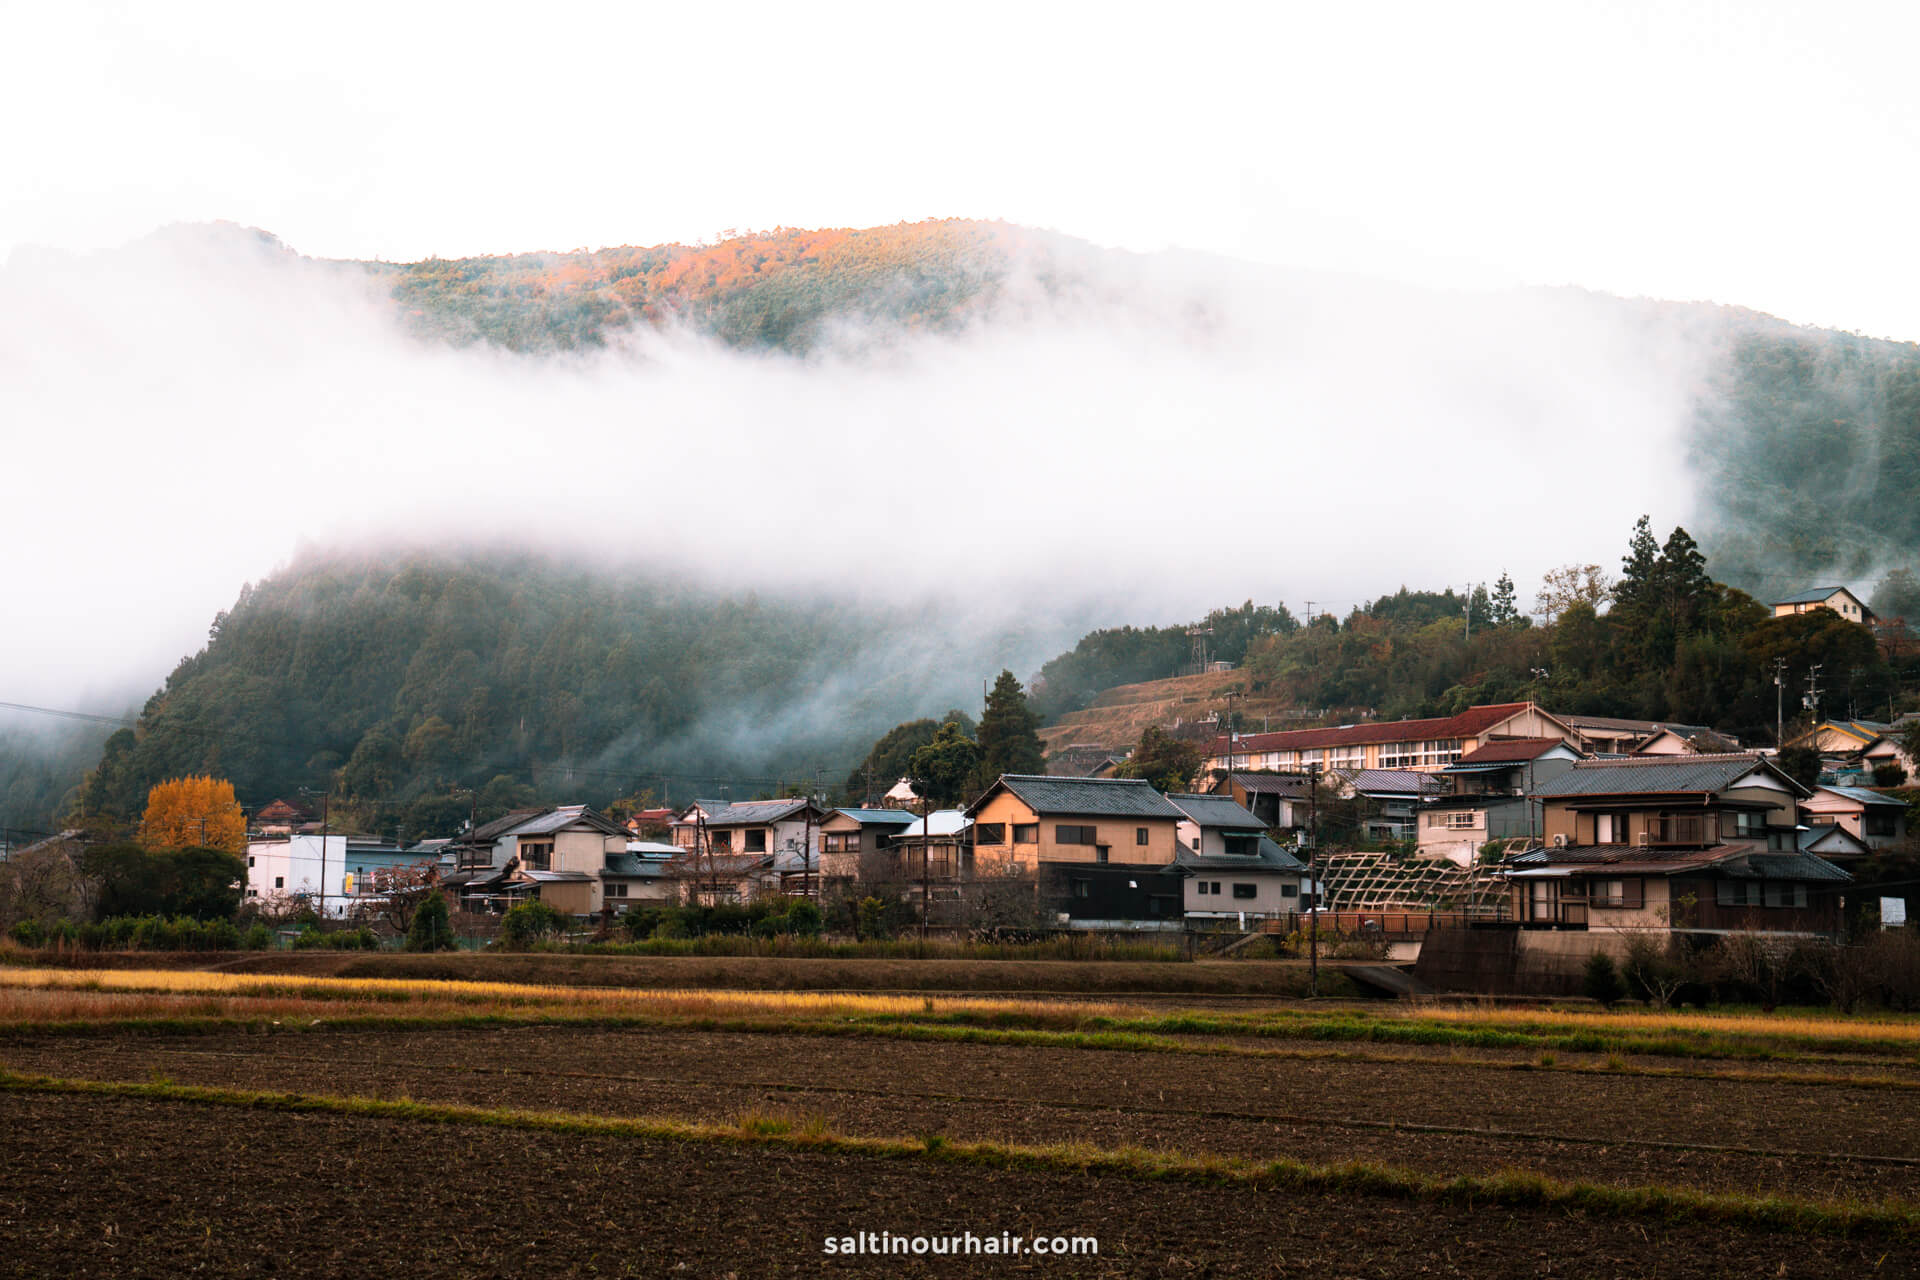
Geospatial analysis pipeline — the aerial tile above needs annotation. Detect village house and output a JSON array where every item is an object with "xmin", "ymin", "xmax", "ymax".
[
  {"xmin": 1203, "ymin": 702, "xmax": 1579, "ymax": 776},
  {"xmin": 817, "ymin": 807, "xmax": 918, "ymax": 881},
  {"xmin": 1166, "ymin": 793, "xmax": 1307, "ymax": 920},
  {"xmin": 436, "ymin": 805, "xmax": 627, "ymax": 915},
  {"xmin": 1772, "ymin": 586, "xmax": 1875, "ymax": 625},
  {"xmin": 1784, "ymin": 717, "xmax": 1914, "ymax": 785},
  {"xmin": 1327, "ymin": 768, "xmax": 1448, "ymax": 841},
  {"xmin": 1802, "ymin": 784, "xmax": 1910, "ymax": 851},
  {"xmin": 244, "ymin": 832, "xmax": 433, "ymax": 917},
  {"xmin": 666, "ymin": 798, "xmax": 830, "ymax": 900},
  {"xmin": 1505, "ymin": 754, "xmax": 1845, "ymax": 949},
  {"xmin": 965, "ymin": 775, "xmax": 1188, "ymax": 924},
  {"xmin": 1416, "ymin": 738, "xmax": 1582, "ymax": 864},
  {"xmin": 1553, "ymin": 714, "xmax": 1732, "ymax": 757},
  {"xmin": 601, "ymin": 840, "xmax": 680, "ymax": 905},
  {"xmin": 1200, "ymin": 771, "xmax": 1312, "ymax": 830}
]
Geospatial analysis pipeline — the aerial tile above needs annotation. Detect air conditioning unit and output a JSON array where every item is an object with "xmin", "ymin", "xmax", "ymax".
[
  {"xmin": 1637, "ymin": 833, "xmax": 1653, "ymax": 848},
  {"xmin": 1551, "ymin": 834, "xmax": 1568, "ymax": 849}
]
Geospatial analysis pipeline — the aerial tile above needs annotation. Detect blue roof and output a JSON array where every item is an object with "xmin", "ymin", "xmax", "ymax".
[
  {"xmin": 833, "ymin": 808, "xmax": 918, "ymax": 826},
  {"xmin": 1818, "ymin": 785, "xmax": 1908, "ymax": 807}
]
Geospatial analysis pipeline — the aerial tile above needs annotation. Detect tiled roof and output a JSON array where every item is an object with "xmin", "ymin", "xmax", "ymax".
[
  {"xmin": 1207, "ymin": 703, "xmax": 1536, "ymax": 755},
  {"xmin": 970, "ymin": 775, "xmax": 1188, "ymax": 819},
  {"xmin": 602, "ymin": 853, "xmax": 672, "ymax": 878},
  {"xmin": 1798, "ymin": 826, "xmax": 1870, "ymax": 856},
  {"xmin": 1530, "ymin": 754, "xmax": 1794, "ymax": 798},
  {"xmin": 465, "ymin": 809, "xmax": 544, "ymax": 843},
  {"xmin": 1556, "ymin": 713, "xmax": 1714, "ymax": 738},
  {"xmin": 1166, "ymin": 793, "xmax": 1267, "ymax": 831},
  {"xmin": 1453, "ymin": 738, "xmax": 1573, "ymax": 765},
  {"xmin": 1724, "ymin": 851, "xmax": 1852, "ymax": 883},
  {"xmin": 699, "ymin": 798, "xmax": 819, "ymax": 827},
  {"xmin": 1176, "ymin": 835, "xmax": 1308, "ymax": 874}
]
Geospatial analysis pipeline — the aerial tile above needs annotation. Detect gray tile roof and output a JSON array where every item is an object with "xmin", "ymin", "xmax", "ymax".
[
  {"xmin": 1723, "ymin": 850, "xmax": 1852, "ymax": 883},
  {"xmin": 1798, "ymin": 825, "xmax": 1869, "ymax": 856},
  {"xmin": 975, "ymin": 775, "xmax": 1187, "ymax": 819},
  {"xmin": 1166, "ymin": 793, "xmax": 1267, "ymax": 831},
  {"xmin": 506, "ymin": 805, "xmax": 626, "ymax": 837},
  {"xmin": 1774, "ymin": 586, "xmax": 1850, "ymax": 605},
  {"xmin": 1337, "ymin": 769, "xmax": 1448, "ymax": 797},
  {"xmin": 699, "ymin": 798, "xmax": 819, "ymax": 827},
  {"xmin": 1175, "ymin": 835, "xmax": 1308, "ymax": 874},
  {"xmin": 603, "ymin": 852, "xmax": 674, "ymax": 878},
  {"xmin": 1223, "ymin": 771, "xmax": 1312, "ymax": 798},
  {"xmin": 1531, "ymin": 754, "xmax": 1794, "ymax": 798}
]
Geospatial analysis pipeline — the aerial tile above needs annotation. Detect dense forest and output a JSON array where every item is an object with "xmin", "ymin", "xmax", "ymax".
[{"xmin": 27, "ymin": 550, "xmax": 1057, "ymax": 841}]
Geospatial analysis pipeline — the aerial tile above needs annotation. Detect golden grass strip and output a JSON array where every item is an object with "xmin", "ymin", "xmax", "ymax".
[{"xmin": 0, "ymin": 1068, "xmax": 1913, "ymax": 1238}]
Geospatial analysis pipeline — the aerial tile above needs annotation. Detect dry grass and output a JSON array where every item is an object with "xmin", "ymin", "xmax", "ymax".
[{"xmin": 1407, "ymin": 1004, "xmax": 1920, "ymax": 1044}]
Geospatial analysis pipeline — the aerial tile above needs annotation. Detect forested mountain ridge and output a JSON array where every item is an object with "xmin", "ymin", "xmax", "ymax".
[{"xmin": 64, "ymin": 549, "xmax": 1061, "ymax": 839}]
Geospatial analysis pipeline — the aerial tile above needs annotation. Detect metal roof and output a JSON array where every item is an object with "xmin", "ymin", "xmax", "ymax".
[
  {"xmin": 1335, "ymin": 769, "xmax": 1448, "ymax": 797},
  {"xmin": 603, "ymin": 853, "xmax": 673, "ymax": 879},
  {"xmin": 1798, "ymin": 825, "xmax": 1870, "ymax": 856},
  {"xmin": 1222, "ymin": 771, "xmax": 1312, "ymax": 797},
  {"xmin": 1773, "ymin": 586, "xmax": 1852, "ymax": 605},
  {"xmin": 832, "ymin": 808, "xmax": 919, "ymax": 826},
  {"xmin": 506, "ymin": 805, "xmax": 626, "ymax": 837},
  {"xmin": 972, "ymin": 775, "xmax": 1188, "ymax": 819},
  {"xmin": 895, "ymin": 810, "xmax": 972, "ymax": 838},
  {"xmin": 697, "ymin": 798, "xmax": 820, "ymax": 827},
  {"xmin": 1531, "ymin": 754, "xmax": 1798, "ymax": 798},
  {"xmin": 1816, "ymin": 784, "xmax": 1908, "ymax": 807},
  {"xmin": 1166, "ymin": 793, "xmax": 1267, "ymax": 831},
  {"xmin": 1452, "ymin": 738, "xmax": 1577, "ymax": 765},
  {"xmin": 1208, "ymin": 703, "xmax": 1541, "ymax": 755}
]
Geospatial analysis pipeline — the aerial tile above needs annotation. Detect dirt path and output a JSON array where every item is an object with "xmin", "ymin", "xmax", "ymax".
[{"xmin": 3, "ymin": 1092, "xmax": 1912, "ymax": 1279}]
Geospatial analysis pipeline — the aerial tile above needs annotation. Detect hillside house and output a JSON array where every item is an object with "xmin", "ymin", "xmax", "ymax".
[
  {"xmin": 1507, "ymin": 754, "xmax": 1843, "ymax": 944},
  {"xmin": 1553, "ymin": 714, "xmax": 1731, "ymax": 757},
  {"xmin": 1416, "ymin": 739, "xmax": 1581, "ymax": 864},
  {"xmin": 1802, "ymin": 785, "xmax": 1909, "ymax": 851},
  {"xmin": 1772, "ymin": 586, "xmax": 1875, "ymax": 624},
  {"xmin": 1203, "ymin": 702, "xmax": 1579, "ymax": 776}
]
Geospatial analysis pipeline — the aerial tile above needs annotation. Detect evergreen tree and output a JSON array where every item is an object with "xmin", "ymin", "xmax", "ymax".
[
  {"xmin": 974, "ymin": 670, "xmax": 1045, "ymax": 785},
  {"xmin": 1614, "ymin": 514, "xmax": 1660, "ymax": 614},
  {"xmin": 1652, "ymin": 526, "xmax": 1713, "ymax": 636},
  {"xmin": 1489, "ymin": 572, "xmax": 1519, "ymax": 626},
  {"xmin": 406, "ymin": 890, "xmax": 455, "ymax": 951},
  {"xmin": 1112, "ymin": 726, "xmax": 1204, "ymax": 794}
]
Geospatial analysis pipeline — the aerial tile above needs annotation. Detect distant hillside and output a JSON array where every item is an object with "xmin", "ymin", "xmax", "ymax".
[
  {"xmin": 70, "ymin": 550, "xmax": 1063, "ymax": 837},
  {"xmin": 353, "ymin": 221, "xmax": 1920, "ymax": 598}
]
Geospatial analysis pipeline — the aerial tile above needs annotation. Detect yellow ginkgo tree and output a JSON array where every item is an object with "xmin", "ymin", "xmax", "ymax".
[{"xmin": 139, "ymin": 775, "xmax": 247, "ymax": 854}]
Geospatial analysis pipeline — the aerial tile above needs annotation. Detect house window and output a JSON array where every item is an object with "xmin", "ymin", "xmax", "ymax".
[
  {"xmin": 1056, "ymin": 825, "xmax": 1097, "ymax": 845},
  {"xmin": 608, "ymin": 882, "xmax": 628, "ymax": 898},
  {"xmin": 1281, "ymin": 883, "xmax": 1298, "ymax": 897},
  {"xmin": 1444, "ymin": 811, "xmax": 1479, "ymax": 831},
  {"xmin": 245, "ymin": 889, "xmax": 257, "ymax": 898},
  {"xmin": 1012, "ymin": 824, "xmax": 1039, "ymax": 844},
  {"xmin": 1095, "ymin": 847, "xmax": 1109, "ymax": 864},
  {"xmin": 1222, "ymin": 835, "xmax": 1258, "ymax": 856},
  {"xmin": 1732, "ymin": 811, "xmax": 1766, "ymax": 839},
  {"xmin": 1196, "ymin": 881, "xmax": 1210, "ymax": 895},
  {"xmin": 1232, "ymin": 883, "xmax": 1257, "ymax": 899},
  {"xmin": 247, "ymin": 856, "xmax": 255, "ymax": 867},
  {"xmin": 274, "ymin": 876, "xmax": 284, "ymax": 889},
  {"xmin": 844, "ymin": 833, "xmax": 861, "ymax": 852},
  {"xmin": 1425, "ymin": 813, "xmax": 1445, "ymax": 828},
  {"xmin": 1211, "ymin": 881, "xmax": 1222, "ymax": 894},
  {"xmin": 1191, "ymin": 836, "xmax": 1201, "ymax": 850},
  {"xmin": 974, "ymin": 823, "xmax": 1005, "ymax": 845},
  {"xmin": 1867, "ymin": 812, "xmax": 1896, "ymax": 837},
  {"xmin": 711, "ymin": 831, "xmax": 733, "ymax": 851},
  {"xmin": 1763, "ymin": 882, "xmax": 1809, "ymax": 909},
  {"xmin": 1716, "ymin": 881, "xmax": 1763, "ymax": 907},
  {"xmin": 1071, "ymin": 878, "xmax": 1091, "ymax": 899},
  {"xmin": 1135, "ymin": 827, "xmax": 1149, "ymax": 845},
  {"xmin": 1588, "ymin": 878, "xmax": 1643, "ymax": 909},
  {"xmin": 521, "ymin": 841, "xmax": 553, "ymax": 870},
  {"xmin": 743, "ymin": 830, "xmax": 767, "ymax": 853}
]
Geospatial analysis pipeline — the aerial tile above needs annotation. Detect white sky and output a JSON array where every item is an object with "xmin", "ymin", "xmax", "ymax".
[{"xmin": 5, "ymin": 0, "xmax": 1918, "ymax": 342}]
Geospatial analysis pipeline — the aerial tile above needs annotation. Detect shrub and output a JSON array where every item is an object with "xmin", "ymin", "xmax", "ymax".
[
  {"xmin": 499, "ymin": 900, "xmax": 569, "ymax": 949},
  {"xmin": 784, "ymin": 900, "xmax": 823, "ymax": 938},
  {"xmin": 243, "ymin": 922, "xmax": 273, "ymax": 950},
  {"xmin": 856, "ymin": 896, "xmax": 890, "ymax": 941},
  {"xmin": 1582, "ymin": 951, "xmax": 1625, "ymax": 1007},
  {"xmin": 406, "ymin": 891, "xmax": 455, "ymax": 952},
  {"xmin": 7, "ymin": 919, "xmax": 44, "ymax": 948}
]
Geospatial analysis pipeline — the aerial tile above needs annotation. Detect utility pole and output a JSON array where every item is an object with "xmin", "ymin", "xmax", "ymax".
[
  {"xmin": 802, "ymin": 801, "xmax": 814, "ymax": 902},
  {"xmin": 1804, "ymin": 664, "xmax": 1825, "ymax": 724},
  {"xmin": 1773, "ymin": 658, "xmax": 1788, "ymax": 749},
  {"xmin": 919, "ymin": 795, "xmax": 933, "ymax": 939},
  {"xmin": 1307, "ymin": 761, "xmax": 1320, "ymax": 999}
]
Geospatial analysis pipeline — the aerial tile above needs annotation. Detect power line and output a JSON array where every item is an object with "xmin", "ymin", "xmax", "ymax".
[{"xmin": 0, "ymin": 701, "xmax": 138, "ymax": 728}]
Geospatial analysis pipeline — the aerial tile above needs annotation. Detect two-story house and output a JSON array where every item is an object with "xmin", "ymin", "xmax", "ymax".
[
  {"xmin": 965, "ymin": 775, "xmax": 1188, "ymax": 924},
  {"xmin": 682, "ymin": 798, "xmax": 831, "ymax": 897},
  {"xmin": 1554, "ymin": 714, "xmax": 1731, "ymax": 757},
  {"xmin": 1203, "ymin": 702, "xmax": 1580, "ymax": 777},
  {"xmin": 1802, "ymin": 785, "xmax": 1909, "ymax": 852},
  {"xmin": 818, "ymin": 807, "xmax": 919, "ymax": 882},
  {"xmin": 1417, "ymin": 739, "xmax": 1582, "ymax": 864},
  {"xmin": 1506, "ymin": 754, "xmax": 1844, "ymax": 946},
  {"xmin": 1167, "ymin": 793, "xmax": 1307, "ymax": 919},
  {"xmin": 1772, "ymin": 586, "xmax": 1875, "ymax": 624},
  {"xmin": 436, "ymin": 805, "xmax": 627, "ymax": 915}
]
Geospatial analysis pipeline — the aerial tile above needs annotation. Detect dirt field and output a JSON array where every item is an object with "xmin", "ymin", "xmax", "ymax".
[
  {"xmin": 4, "ymin": 1091, "xmax": 1914, "ymax": 1279},
  {"xmin": 4, "ymin": 964, "xmax": 1918, "ymax": 1276}
]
